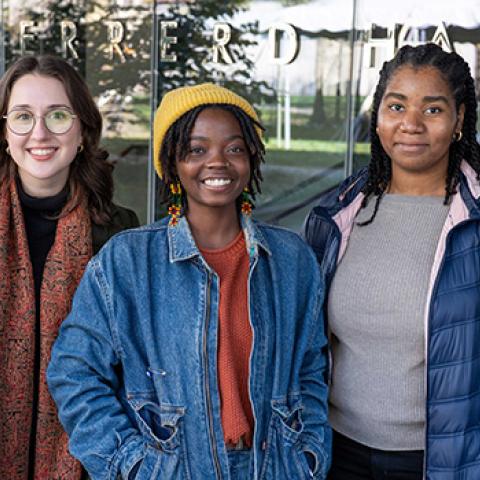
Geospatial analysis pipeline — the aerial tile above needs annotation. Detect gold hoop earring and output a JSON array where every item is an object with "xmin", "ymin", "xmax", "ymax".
[
  {"xmin": 454, "ymin": 131, "xmax": 463, "ymax": 142},
  {"xmin": 77, "ymin": 144, "xmax": 84, "ymax": 153},
  {"xmin": 5, "ymin": 146, "xmax": 10, "ymax": 155}
]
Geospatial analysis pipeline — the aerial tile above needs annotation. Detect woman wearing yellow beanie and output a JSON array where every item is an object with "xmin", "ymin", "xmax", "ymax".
[{"xmin": 48, "ymin": 83, "xmax": 331, "ymax": 480}]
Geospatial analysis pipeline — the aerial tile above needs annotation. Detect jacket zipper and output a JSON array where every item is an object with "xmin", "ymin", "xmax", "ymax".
[
  {"xmin": 247, "ymin": 253, "xmax": 258, "ymax": 478},
  {"xmin": 203, "ymin": 272, "xmax": 222, "ymax": 480},
  {"xmin": 317, "ymin": 215, "xmax": 341, "ymax": 387},
  {"xmin": 309, "ymin": 207, "xmax": 341, "ymax": 298},
  {"xmin": 422, "ymin": 221, "xmax": 469, "ymax": 479}
]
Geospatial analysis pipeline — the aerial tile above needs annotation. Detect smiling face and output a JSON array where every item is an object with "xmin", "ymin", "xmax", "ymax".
[
  {"xmin": 376, "ymin": 65, "xmax": 464, "ymax": 187},
  {"xmin": 5, "ymin": 73, "xmax": 82, "ymax": 197},
  {"xmin": 175, "ymin": 107, "xmax": 251, "ymax": 219}
]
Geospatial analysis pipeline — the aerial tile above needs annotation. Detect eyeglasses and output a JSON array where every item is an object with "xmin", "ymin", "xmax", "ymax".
[{"xmin": 3, "ymin": 108, "xmax": 78, "ymax": 135}]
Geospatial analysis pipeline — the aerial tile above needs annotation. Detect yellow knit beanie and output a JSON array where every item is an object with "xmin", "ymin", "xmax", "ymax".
[{"xmin": 153, "ymin": 83, "xmax": 262, "ymax": 179}]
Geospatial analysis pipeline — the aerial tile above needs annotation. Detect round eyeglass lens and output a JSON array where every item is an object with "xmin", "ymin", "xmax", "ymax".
[
  {"xmin": 45, "ymin": 109, "xmax": 74, "ymax": 134},
  {"xmin": 7, "ymin": 110, "xmax": 34, "ymax": 134}
]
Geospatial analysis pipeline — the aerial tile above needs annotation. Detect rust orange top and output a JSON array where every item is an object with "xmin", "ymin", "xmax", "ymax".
[{"xmin": 201, "ymin": 230, "xmax": 254, "ymax": 447}]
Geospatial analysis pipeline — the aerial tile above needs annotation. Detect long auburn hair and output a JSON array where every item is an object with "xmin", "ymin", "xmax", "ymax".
[
  {"xmin": 359, "ymin": 43, "xmax": 480, "ymax": 225},
  {"xmin": 0, "ymin": 55, "xmax": 114, "ymax": 225}
]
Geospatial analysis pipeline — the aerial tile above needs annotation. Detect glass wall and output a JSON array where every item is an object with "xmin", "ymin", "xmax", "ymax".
[
  {"xmin": 1, "ymin": 0, "xmax": 479, "ymax": 230},
  {"xmin": 153, "ymin": 0, "xmax": 355, "ymax": 230},
  {"xmin": 350, "ymin": 0, "xmax": 480, "ymax": 173},
  {"xmin": 1, "ymin": 0, "xmax": 152, "ymax": 223}
]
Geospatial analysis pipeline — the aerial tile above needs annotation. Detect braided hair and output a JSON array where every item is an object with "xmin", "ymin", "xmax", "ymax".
[
  {"xmin": 359, "ymin": 43, "xmax": 480, "ymax": 225},
  {"xmin": 158, "ymin": 104, "xmax": 265, "ymax": 209}
]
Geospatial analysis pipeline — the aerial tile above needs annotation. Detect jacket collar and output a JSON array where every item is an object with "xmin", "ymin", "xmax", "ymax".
[
  {"xmin": 168, "ymin": 214, "xmax": 271, "ymax": 263},
  {"xmin": 240, "ymin": 213, "xmax": 272, "ymax": 258},
  {"xmin": 458, "ymin": 160, "xmax": 480, "ymax": 218},
  {"xmin": 319, "ymin": 162, "xmax": 480, "ymax": 221},
  {"xmin": 311, "ymin": 167, "xmax": 368, "ymax": 218},
  {"xmin": 317, "ymin": 161, "xmax": 480, "ymax": 263}
]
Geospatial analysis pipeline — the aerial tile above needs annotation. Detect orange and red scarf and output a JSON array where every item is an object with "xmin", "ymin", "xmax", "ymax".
[{"xmin": 0, "ymin": 179, "xmax": 92, "ymax": 480}]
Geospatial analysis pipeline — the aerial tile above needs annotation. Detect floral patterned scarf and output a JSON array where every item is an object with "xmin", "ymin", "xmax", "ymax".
[{"xmin": 0, "ymin": 179, "xmax": 92, "ymax": 480}]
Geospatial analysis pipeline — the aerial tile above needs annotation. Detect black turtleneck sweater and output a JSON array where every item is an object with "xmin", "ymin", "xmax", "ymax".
[{"xmin": 17, "ymin": 180, "xmax": 68, "ymax": 313}]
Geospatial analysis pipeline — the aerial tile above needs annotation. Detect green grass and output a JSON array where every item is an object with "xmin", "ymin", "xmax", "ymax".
[
  {"xmin": 102, "ymin": 138, "xmax": 148, "ymax": 155},
  {"xmin": 101, "ymin": 91, "xmax": 371, "ymax": 230},
  {"xmin": 266, "ymin": 138, "xmax": 369, "ymax": 155},
  {"xmin": 130, "ymin": 102, "xmax": 151, "ymax": 124},
  {"xmin": 102, "ymin": 135, "xmax": 370, "ymax": 228},
  {"xmin": 129, "ymin": 94, "xmax": 363, "ymax": 141}
]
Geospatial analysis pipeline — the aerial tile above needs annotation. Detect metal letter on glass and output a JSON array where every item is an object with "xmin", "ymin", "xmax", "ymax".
[
  {"xmin": 61, "ymin": 20, "xmax": 79, "ymax": 60},
  {"xmin": 160, "ymin": 21, "xmax": 178, "ymax": 63},
  {"xmin": 20, "ymin": 21, "xmax": 35, "ymax": 56},
  {"xmin": 106, "ymin": 21, "xmax": 126, "ymax": 63},
  {"xmin": 212, "ymin": 22, "xmax": 233, "ymax": 64},
  {"xmin": 268, "ymin": 22, "xmax": 299, "ymax": 65}
]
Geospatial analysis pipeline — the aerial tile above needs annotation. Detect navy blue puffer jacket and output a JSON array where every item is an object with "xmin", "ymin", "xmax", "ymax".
[{"xmin": 303, "ymin": 161, "xmax": 480, "ymax": 480}]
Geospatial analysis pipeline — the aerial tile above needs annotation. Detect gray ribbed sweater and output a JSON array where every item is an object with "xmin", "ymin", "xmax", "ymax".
[{"xmin": 328, "ymin": 194, "xmax": 448, "ymax": 450}]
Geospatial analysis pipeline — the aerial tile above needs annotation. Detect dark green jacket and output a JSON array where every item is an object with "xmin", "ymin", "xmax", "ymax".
[{"xmin": 91, "ymin": 204, "xmax": 140, "ymax": 254}]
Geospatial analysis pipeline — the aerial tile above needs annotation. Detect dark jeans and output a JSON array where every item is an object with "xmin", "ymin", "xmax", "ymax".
[{"xmin": 328, "ymin": 431, "xmax": 424, "ymax": 480}]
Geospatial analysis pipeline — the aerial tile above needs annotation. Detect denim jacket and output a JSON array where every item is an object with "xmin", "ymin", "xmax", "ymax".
[{"xmin": 47, "ymin": 215, "xmax": 331, "ymax": 480}]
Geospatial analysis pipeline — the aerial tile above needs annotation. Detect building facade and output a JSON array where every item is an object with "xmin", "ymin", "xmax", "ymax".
[{"xmin": 2, "ymin": 0, "xmax": 479, "ymax": 229}]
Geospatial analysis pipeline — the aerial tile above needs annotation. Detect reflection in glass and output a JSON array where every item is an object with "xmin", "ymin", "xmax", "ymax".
[
  {"xmin": 153, "ymin": 0, "xmax": 354, "ymax": 231},
  {"xmin": 152, "ymin": 0, "xmax": 277, "ymax": 222},
  {"xmin": 2, "ymin": 0, "xmax": 151, "ymax": 223},
  {"xmin": 231, "ymin": 0, "xmax": 353, "ymax": 230},
  {"xmin": 352, "ymin": 1, "xmax": 480, "ymax": 173}
]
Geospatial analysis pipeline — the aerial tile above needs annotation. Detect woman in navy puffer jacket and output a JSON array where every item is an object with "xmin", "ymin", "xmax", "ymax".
[{"xmin": 304, "ymin": 43, "xmax": 480, "ymax": 480}]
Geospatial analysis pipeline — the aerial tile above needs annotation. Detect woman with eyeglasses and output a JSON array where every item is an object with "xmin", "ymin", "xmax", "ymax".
[{"xmin": 0, "ymin": 55, "xmax": 139, "ymax": 480}]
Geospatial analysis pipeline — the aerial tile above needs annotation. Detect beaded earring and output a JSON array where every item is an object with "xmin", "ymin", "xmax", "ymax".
[
  {"xmin": 168, "ymin": 181, "xmax": 183, "ymax": 226},
  {"xmin": 240, "ymin": 187, "xmax": 254, "ymax": 215}
]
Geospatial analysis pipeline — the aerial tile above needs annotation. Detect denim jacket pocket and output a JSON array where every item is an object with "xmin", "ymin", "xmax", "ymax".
[
  {"xmin": 259, "ymin": 396, "xmax": 313, "ymax": 480},
  {"xmin": 127, "ymin": 395, "xmax": 191, "ymax": 480},
  {"xmin": 146, "ymin": 366, "xmax": 184, "ymax": 406}
]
